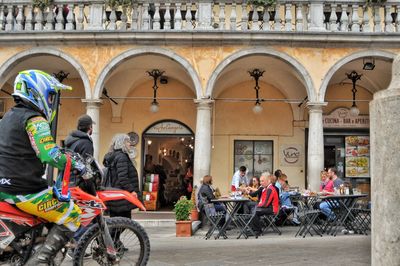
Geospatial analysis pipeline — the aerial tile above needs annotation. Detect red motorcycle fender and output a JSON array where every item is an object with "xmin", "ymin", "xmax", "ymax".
[{"xmin": 97, "ymin": 190, "xmax": 146, "ymax": 211}]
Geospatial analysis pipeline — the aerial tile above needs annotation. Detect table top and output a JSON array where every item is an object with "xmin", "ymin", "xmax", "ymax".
[
  {"xmin": 211, "ymin": 197, "xmax": 250, "ymax": 203},
  {"xmin": 319, "ymin": 194, "xmax": 368, "ymax": 199}
]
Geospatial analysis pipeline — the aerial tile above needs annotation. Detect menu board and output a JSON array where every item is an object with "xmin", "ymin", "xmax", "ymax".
[{"xmin": 345, "ymin": 136, "xmax": 370, "ymax": 178}]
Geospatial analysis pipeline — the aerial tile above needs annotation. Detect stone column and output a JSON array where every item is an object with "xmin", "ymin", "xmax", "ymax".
[
  {"xmin": 307, "ymin": 102, "xmax": 326, "ymax": 192},
  {"xmin": 370, "ymin": 55, "xmax": 400, "ymax": 265},
  {"xmin": 308, "ymin": 1, "xmax": 326, "ymax": 31},
  {"xmin": 82, "ymin": 99, "xmax": 102, "ymax": 161},
  {"xmin": 193, "ymin": 99, "xmax": 213, "ymax": 187}
]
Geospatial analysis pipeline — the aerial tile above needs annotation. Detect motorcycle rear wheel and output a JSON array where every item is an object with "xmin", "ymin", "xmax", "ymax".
[{"xmin": 73, "ymin": 217, "xmax": 150, "ymax": 266}]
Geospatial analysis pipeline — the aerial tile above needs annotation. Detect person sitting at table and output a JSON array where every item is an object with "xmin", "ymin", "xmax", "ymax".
[
  {"xmin": 279, "ymin": 182, "xmax": 300, "ymax": 225},
  {"xmin": 319, "ymin": 167, "xmax": 343, "ymax": 221},
  {"xmin": 242, "ymin": 176, "xmax": 262, "ymax": 214},
  {"xmin": 320, "ymin": 172, "xmax": 334, "ymax": 194},
  {"xmin": 251, "ymin": 173, "xmax": 279, "ymax": 235},
  {"xmin": 319, "ymin": 170, "xmax": 328, "ymax": 191},
  {"xmin": 198, "ymin": 175, "xmax": 226, "ymax": 214}
]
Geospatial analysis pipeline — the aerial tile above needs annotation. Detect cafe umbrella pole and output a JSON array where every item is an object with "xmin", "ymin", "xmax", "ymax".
[{"xmin": 46, "ymin": 71, "xmax": 69, "ymax": 186}]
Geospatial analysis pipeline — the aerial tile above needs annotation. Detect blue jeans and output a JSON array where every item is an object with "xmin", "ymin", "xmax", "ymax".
[{"xmin": 319, "ymin": 201, "xmax": 337, "ymax": 221}]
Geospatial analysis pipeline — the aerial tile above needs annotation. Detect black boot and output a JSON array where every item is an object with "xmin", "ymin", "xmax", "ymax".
[{"xmin": 25, "ymin": 225, "xmax": 73, "ymax": 265}]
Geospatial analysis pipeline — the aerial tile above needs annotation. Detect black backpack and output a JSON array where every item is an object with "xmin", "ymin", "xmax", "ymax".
[{"xmin": 102, "ymin": 160, "xmax": 116, "ymax": 188}]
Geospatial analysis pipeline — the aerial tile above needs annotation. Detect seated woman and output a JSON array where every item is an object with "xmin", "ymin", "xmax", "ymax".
[
  {"xmin": 251, "ymin": 174, "xmax": 279, "ymax": 235},
  {"xmin": 198, "ymin": 175, "xmax": 225, "ymax": 213},
  {"xmin": 279, "ymin": 182, "xmax": 300, "ymax": 225},
  {"xmin": 242, "ymin": 176, "xmax": 262, "ymax": 214}
]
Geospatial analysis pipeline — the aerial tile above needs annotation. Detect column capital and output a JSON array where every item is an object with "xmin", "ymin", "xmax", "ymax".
[
  {"xmin": 81, "ymin": 99, "xmax": 103, "ymax": 108},
  {"xmin": 306, "ymin": 102, "xmax": 327, "ymax": 112},
  {"xmin": 194, "ymin": 98, "xmax": 214, "ymax": 109}
]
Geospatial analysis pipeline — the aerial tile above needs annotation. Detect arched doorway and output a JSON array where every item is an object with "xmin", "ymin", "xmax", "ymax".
[{"xmin": 142, "ymin": 120, "xmax": 194, "ymax": 211}]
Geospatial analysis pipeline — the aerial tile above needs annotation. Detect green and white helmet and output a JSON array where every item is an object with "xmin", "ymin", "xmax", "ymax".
[{"xmin": 12, "ymin": 69, "xmax": 72, "ymax": 122}]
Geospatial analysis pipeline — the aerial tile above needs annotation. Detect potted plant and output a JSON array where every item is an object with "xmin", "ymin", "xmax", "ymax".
[
  {"xmin": 174, "ymin": 196, "xmax": 194, "ymax": 237},
  {"xmin": 248, "ymin": 0, "xmax": 276, "ymax": 7},
  {"xmin": 190, "ymin": 185, "xmax": 199, "ymax": 221},
  {"xmin": 32, "ymin": 0, "xmax": 53, "ymax": 10}
]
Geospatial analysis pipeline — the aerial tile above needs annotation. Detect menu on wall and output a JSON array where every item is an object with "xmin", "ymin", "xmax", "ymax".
[{"xmin": 345, "ymin": 136, "xmax": 370, "ymax": 178}]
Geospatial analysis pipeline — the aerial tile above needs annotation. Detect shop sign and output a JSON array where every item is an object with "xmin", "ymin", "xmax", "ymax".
[
  {"xmin": 146, "ymin": 121, "xmax": 192, "ymax": 134},
  {"xmin": 323, "ymin": 107, "xmax": 369, "ymax": 128},
  {"xmin": 280, "ymin": 144, "xmax": 303, "ymax": 167}
]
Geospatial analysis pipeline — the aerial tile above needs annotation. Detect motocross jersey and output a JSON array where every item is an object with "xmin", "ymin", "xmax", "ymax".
[{"xmin": 0, "ymin": 105, "xmax": 76, "ymax": 194}]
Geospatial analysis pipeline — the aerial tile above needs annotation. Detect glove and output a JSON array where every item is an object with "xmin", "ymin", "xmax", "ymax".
[
  {"xmin": 53, "ymin": 186, "xmax": 71, "ymax": 202},
  {"xmin": 73, "ymin": 161, "xmax": 86, "ymax": 176}
]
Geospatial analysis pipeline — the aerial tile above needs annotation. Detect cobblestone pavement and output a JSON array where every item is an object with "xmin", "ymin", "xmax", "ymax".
[{"xmin": 63, "ymin": 226, "xmax": 370, "ymax": 266}]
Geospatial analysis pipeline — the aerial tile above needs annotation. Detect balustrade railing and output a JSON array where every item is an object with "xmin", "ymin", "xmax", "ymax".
[{"xmin": 0, "ymin": 0, "xmax": 398, "ymax": 33}]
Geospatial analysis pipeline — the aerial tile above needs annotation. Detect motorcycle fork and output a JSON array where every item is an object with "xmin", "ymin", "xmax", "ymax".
[{"xmin": 96, "ymin": 215, "xmax": 117, "ymax": 261}]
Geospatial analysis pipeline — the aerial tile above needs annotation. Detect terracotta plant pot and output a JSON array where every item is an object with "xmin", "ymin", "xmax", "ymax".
[
  {"xmin": 190, "ymin": 209, "xmax": 199, "ymax": 221},
  {"xmin": 176, "ymin": 220, "xmax": 192, "ymax": 237}
]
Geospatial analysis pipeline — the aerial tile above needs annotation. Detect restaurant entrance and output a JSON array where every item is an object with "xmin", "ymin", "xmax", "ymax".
[{"xmin": 141, "ymin": 120, "xmax": 194, "ymax": 211}]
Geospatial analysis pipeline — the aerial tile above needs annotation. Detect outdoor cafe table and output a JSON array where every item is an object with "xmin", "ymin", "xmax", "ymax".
[
  {"xmin": 319, "ymin": 194, "xmax": 368, "ymax": 236},
  {"xmin": 210, "ymin": 197, "xmax": 250, "ymax": 239}
]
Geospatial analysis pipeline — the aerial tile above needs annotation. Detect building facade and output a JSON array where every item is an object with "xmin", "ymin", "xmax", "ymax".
[{"xmin": 0, "ymin": 0, "xmax": 398, "ymax": 200}]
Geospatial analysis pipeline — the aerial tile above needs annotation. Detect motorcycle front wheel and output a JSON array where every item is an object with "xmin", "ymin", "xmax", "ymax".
[{"xmin": 73, "ymin": 217, "xmax": 150, "ymax": 266}]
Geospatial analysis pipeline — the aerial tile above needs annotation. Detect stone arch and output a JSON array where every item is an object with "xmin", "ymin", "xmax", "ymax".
[
  {"xmin": 93, "ymin": 47, "xmax": 202, "ymax": 100},
  {"xmin": 319, "ymin": 50, "xmax": 396, "ymax": 102},
  {"xmin": 0, "ymin": 47, "xmax": 91, "ymax": 99},
  {"xmin": 205, "ymin": 47, "xmax": 316, "ymax": 102}
]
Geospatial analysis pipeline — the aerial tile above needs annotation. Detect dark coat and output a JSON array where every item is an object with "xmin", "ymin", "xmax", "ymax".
[
  {"xmin": 64, "ymin": 130, "xmax": 94, "ymax": 158},
  {"xmin": 103, "ymin": 150, "xmax": 139, "ymax": 213}
]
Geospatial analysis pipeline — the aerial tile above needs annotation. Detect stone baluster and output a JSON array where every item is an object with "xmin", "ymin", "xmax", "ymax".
[
  {"xmin": 194, "ymin": 3, "xmax": 199, "ymax": 28},
  {"xmin": 120, "ymin": 6, "xmax": 127, "ymax": 30},
  {"xmin": 340, "ymin": 4, "xmax": 348, "ymax": 31},
  {"xmin": 5, "ymin": 5, "xmax": 14, "ymax": 31},
  {"xmin": 263, "ymin": 6, "xmax": 270, "ymax": 31},
  {"xmin": 374, "ymin": 5, "xmax": 382, "ymax": 32},
  {"xmin": 34, "ymin": 8, "xmax": 44, "ymax": 31},
  {"xmin": 109, "ymin": 7, "xmax": 117, "ymax": 30},
  {"xmin": 396, "ymin": 5, "xmax": 400, "ymax": 32},
  {"xmin": 15, "ymin": 5, "xmax": 24, "ymax": 31},
  {"xmin": 362, "ymin": 5, "xmax": 371, "ymax": 32},
  {"xmin": 230, "ymin": 2, "xmax": 237, "ymax": 31},
  {"xmin": 351, "ymin": 4, "xmax": 360, "ymax": 32},
  {"xmin": 252, "ymin": 5, "xmax": 259, "ymax": 30},
  {"xmin": 274, "ymin": 3, "xmax": 281, "ymax": 31},
  {"xmin": 174, "ymin": 3, "xmax": 182, "ymax": 30},
  {"xmin": 25, "ymin": 5, "xmax": 33, "ymax": 31},
  {"xmin": 131, "ymin": 2, "xmax": 138, "ymax": 30},
  {"xmin": 65, "ymin": 4, "xmax": 75, "ymax": 30},
  {"xmin": 219, "ymin": 2, "xmax": 225, "ymax": 30},
  {"xmin": 76, "ymin": 4, "xmax": 84, "ymax": 30},
  {"xmin": 45, "ymin": 6, "xmax": 55, "ymax": 30},
  {"xmin": 0, "ymin": 6, "xmax": 5, "ymax": 31},
  {"xmin": 185, "ymin": 3, "xmax": 192, "ymax": 30},
  {"xmin": 153, "ymin": 3, "xmax": 161, "ymax": 30},
  {"xmin": 241, "ymin": 2, "xmax": 248, "ymax": 31},
  {"xmin": 384, "ymin": 4, "xmax": 394, "ymax": 32},
  {"xmin": 142, "ymin": 2, "xmax": 150, "ymax": 30},
  {"xmin": 55, "ymin": 4, "xmax": 64, "ymax": 30},
  {"xmin": 295, "ymin": 3, "xmax": 303, "ymax": 31},
  {"xmin": 164, "ymin": 3, "xmax": 171, "ymax": 29},
  {"xmin": 329, "ymin": 4, "xmax": 338, "ymax": 31},
  {"xmin": 285, "ymin": 3, "xmax": 292, "ymax": 31}
]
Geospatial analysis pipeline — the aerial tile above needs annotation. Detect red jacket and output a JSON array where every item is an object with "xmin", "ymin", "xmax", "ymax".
[{"xmin": 258, "ymin": 184, "xmax": 279, "ymax": 214}]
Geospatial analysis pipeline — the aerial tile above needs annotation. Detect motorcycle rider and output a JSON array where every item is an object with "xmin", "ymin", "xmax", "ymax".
[{"xmin": 0, "ymin": 70, "xmax": 83, "ymax": 265}]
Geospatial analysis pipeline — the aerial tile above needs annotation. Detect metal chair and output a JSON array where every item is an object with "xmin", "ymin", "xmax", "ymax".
[
  {"xmin": 260, "ymin": 212, "xmax": 282, "ymax": 235},
  {"xmin": 203, "ymin": 203, "xmax": 226, "ymax": 239}
]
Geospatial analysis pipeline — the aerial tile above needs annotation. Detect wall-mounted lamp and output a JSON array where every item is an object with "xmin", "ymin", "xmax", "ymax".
[
  {"xmin": 346, "ymin": 70, "xmax": 362, "ymax": 117},
  {"xmin": 363, "ymin": 57, "xmax": 375, "ymax": 71},
  {"xmin": 248, "ymin": 69, "xmax": 265, "ymax": 114},
  {"xmin": 147, "ymin": 69, "xmax": 165, "ymax": 113}
]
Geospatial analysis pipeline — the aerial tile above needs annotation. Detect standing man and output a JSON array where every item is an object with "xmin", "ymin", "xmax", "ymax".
[
  {"xmin": 231, "ymin": 166, "xmax": 249, "ymax": 191},
  {"xmin": 64, "ymin": 114, "xmax": 94, "ymax": 159}
]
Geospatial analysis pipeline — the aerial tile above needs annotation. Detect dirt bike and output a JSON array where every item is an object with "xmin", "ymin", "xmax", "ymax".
[{"xmin": 0, "ymin": 152, "xmax": 150, "ymax": 266}]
